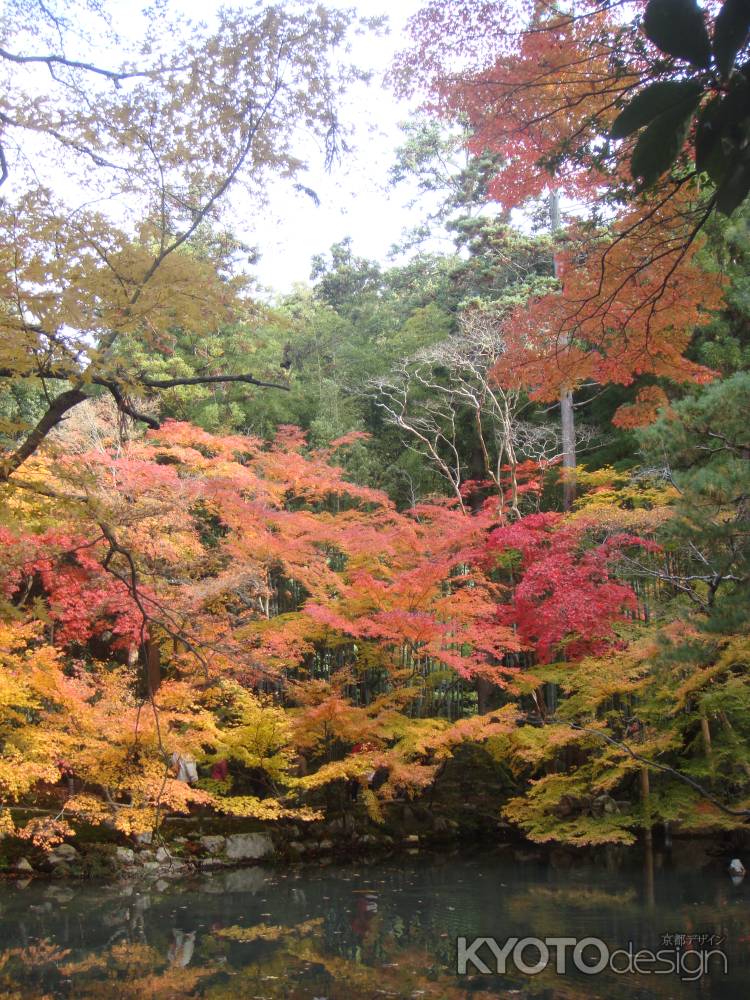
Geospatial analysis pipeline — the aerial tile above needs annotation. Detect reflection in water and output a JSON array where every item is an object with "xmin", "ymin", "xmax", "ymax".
[
  {"xmin": 0, "ymin": 848, "xmax": 747, "ymax": 998},
  {"xmin": 169, "ymin": 929, "xmax": 196, "ymax": 968}
]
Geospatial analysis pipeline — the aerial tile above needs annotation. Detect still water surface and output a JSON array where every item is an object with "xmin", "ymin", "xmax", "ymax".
[{"xmin": 0, "ymin": 848, "xmax": 746, "ymax": 999}]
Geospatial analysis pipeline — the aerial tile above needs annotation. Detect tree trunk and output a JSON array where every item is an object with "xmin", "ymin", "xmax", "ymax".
[
  {"xmin": 560, "ymin": 389, "xmax": 576, "ymax": 511},
  {"xmin": 549, "ymin": 189, "xmax": 576, "ymax": 510},
  {"xmin": 0, "ymin": 387, "xmax": 88, "ymax": 482}
]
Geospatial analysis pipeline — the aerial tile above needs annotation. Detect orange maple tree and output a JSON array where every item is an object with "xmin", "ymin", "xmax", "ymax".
[
  {"xmin": 0, "ymin": 418, "xmax": 644, "ymax": 839},
  {"xmin": 398, "ymin": 0, "xmax": 728, "ymax": 421}
]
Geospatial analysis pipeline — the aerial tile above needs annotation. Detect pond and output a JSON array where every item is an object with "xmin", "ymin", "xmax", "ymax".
[{"xmin": 0, "ymin": 845, "xmax": 746, "ymax": 998}]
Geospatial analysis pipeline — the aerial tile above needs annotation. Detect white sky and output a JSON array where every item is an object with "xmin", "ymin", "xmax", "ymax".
[{"xmin": 184, "ymin": 0, "xmax": 429, "ymax": 295}]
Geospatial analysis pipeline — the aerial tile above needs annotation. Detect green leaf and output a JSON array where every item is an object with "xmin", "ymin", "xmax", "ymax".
[
  {"xmin": 630, "ymin": 102, "xmax": 696, "ymax": 187},
  {"xmin": 714, "ymin": 73, "xmax": 750, "ymax": 128},
  {"xmin": 610, "ymin": 80, "xmax": 704, "ymax": 139},
  {"xmin": 714, "ymin": 0, "xmax": 750, "ymax": 80},
  {"xmin": 695, "ymin": 77, "xmax": 750, "ymax": 182},
  {"xmin": 715, "ymin": 161, "xmax": 750, "ymax": 214},
  {"xmin": 695, "ymin": 95, "xmax": 729, "ymax": 182},
  {"xmin": 644, "ymin": 0, "xmax": 712, "ymax": 67}
]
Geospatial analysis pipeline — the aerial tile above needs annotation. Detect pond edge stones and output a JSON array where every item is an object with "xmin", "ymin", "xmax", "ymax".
[{"xmin": 223, "ymin": 832, "xmax": 274, "ymax": 861}]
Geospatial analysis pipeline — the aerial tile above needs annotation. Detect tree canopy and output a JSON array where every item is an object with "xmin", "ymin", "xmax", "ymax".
[
  {"xmin": 0, "ymin": 0, "xmax": 368, "ymax": 479},
  {"xmin": 396, "ymin": 0, "xmax": 749, "ymax": 419}
]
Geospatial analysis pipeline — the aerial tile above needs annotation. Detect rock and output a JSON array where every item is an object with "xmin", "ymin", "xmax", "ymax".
[
  {"xmin": 328, "ymin": 814, "xmax": 355, "ymax": 834},
  {"xmin": 287, "ymin": 841, "xmax": 306, "ymax": 857},
  {"xmin": 45, "ymin": 886, "xmax": 74, "ymax": 903},
  {"xmin": 318, "ymin": 839, "xmax": 334, "ymax": 852},
  {"xmin": 136, "ymin": 850, "xmax": 155, "ymax": 864},
  {"xmin": 224, "ymin": 832, "xmax": 274, "ymax": 861},
  {"xmin": 359, "ymin": 834, "xmax": 377, "ymax": 846},
  {"xmin": 223, "ymin": 868, "xmax": 265, "ymax": 893},
  {"xmin": 51, "ymin": 843, "xmax": 79, "ymax": 861},
  {"xmin": 141, "ymin": 861, "xmax": 159, "ymax": 872},
  {"xmin": 404, "ymin": 834, "xmax": 419, "ymax": 845},
  {"xmin": 200, "ymin": 835, "xmax": 226, "ymax": 855},
  {"xmin": 173, "ymin": 836, "xmax": 188, "ymax": 844},
  {"xmin": 553, "ymin": 794, "xmax": 580, "ymax": 819},
  {"xmin": 155, "ymin": 846, "xmax": 170, "ymax": 863},
  {"xmin": 13, "ymin": 858, "xmax": 34, "ymax": 873},
  {"xmin": 590, "ymin": 794, "xmax": 618, "ymax": 818},
  {"xmin": 135, "ymin": 831, "xmax": 153, "ymax": 846},
  {"xmin": 729, "ymin": 858, "xmax": 746, "ymax": 876},
  {"xmin": 51, "ymin": 862, "xmax": 71, "ymax": 879},
  {"xmin": 45, "ymin": 842, "xmax": 79, "ymax": 867},
  {"xmin": 115, "ymin": 847, "xmax": 135, "ymax": 864},
  {"xmin": 200, "ymin": 857, "xmax": 225, "ymax": 870},
  {"xmin": 154, "ymin": 879, "xmax": 170, "ymax": 892}
]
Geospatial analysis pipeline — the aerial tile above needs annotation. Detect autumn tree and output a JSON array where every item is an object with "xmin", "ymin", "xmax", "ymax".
[
  {"xmin": 0, "ymin": 416, "xmax": 536, "ymax": 835},
  {"xmin": 493, "ymin": 375, "xmax": 750, "ymax": 845},
  {"xmin": 0, "ymin": 0, "xmax": 371, "ymax": 481},
  {"xmin": 397, "ymin": 0, "xmax": 733, "ymax": 427},
  {"xmin": 4, "ymin": 404, "xmax": 737, "ymax": 844}
]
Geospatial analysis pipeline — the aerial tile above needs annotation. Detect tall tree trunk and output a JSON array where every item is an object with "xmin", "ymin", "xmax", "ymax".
[
  {"xmin": 560, "ymin": 389, "xmax": 576, "ymax": 511},
  {"xmin": 549, "ymin": 189, "xmax": 576, "ymax": 510}
]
